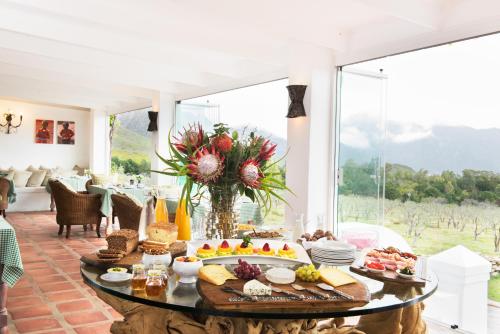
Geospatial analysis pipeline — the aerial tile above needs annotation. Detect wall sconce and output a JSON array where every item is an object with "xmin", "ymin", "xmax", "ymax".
[
  {"xmin": 0, "ymin": 110, "xmax": 23, "ymax": 134},
  {"xmin": 286, "ymin": 85, "xmax": 307, "ymax": 118},
  {"xmin": 147, "ymin": 111, "xmax": 158, "ymax": 132}
]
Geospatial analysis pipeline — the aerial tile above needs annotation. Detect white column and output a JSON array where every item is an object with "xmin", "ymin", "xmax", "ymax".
[
  {"xmin": 89, "ymin": 108, "xmax": 109, "ymax": 174},
  {"xmin": 285, "ymin": 45, "xmax": 336, "ymax": 231},
  {"xmin": 150, "ymin": 92, "xmax": 175, "ymax": 186}
]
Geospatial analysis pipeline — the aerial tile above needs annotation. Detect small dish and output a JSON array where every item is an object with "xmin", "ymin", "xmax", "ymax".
[
  {"xmin": 397, "ymin": 270, "xmax": 415, "ymax": 280},
  {"xmin": 142, "ymin": 252, "xmax": 172, "ymax": 268},
  {"xmin": 100, "ymin": 272, "xmax": 132, "ymax": 283}
]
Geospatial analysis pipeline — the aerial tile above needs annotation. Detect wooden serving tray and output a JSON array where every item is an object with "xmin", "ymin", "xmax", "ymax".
[
  {"xmin": 197, "ymin": 275, "xmax": 370, "ymax": 311},
  {"xmin": 81, "ymin": 242, "xmax": 187, "ymax": 270},
  {"xmin": 349, "ymin": 265, "xmax": 426, "ymax": 287}
]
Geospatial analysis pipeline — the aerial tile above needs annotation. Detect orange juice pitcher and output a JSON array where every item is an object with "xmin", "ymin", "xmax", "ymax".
[
  {"xmin": 155, "ymin": 197, "xmax": 169, "ymax": 225},
  {"xmin": 175, "ymin": 200, "xmax": 191, "ymax": 240}
]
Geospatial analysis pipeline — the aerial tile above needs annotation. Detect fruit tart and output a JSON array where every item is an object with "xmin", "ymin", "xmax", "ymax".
[
  {"xmin": 235, "ymin": 236, "xmax": 254, "ymax": 255},
  {"xmin": 258, "ymin": 242, "xmax": 275, "ymax": 256},
  {"xmin": 277, "ymin": 243, "xmax": 297, "ymax": 259},
  {"xmin": 217, "ymin": 240, "xmax": 233, "ymax": 256},
  {"xmin": 196, "ymin": 243, "xmax": 216, "ymax": 258}
]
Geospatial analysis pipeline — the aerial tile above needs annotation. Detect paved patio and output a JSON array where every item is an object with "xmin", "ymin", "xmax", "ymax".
[{"xmin": 3, "ymin": 212, "xmax": 498, "ymax": 333}]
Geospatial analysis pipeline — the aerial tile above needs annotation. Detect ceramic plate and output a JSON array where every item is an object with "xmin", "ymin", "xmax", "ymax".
[{"xmin": 100, "ymin": 273, "xmax": 132, "ymax": 283}]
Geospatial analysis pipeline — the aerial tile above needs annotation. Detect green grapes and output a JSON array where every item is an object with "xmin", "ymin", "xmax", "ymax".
[{"xmin": 295, "ymin": 264, "xmax": 320, "ymax": 282}]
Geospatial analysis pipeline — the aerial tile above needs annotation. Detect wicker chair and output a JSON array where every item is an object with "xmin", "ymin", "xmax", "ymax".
[
  {"xmin": 0, "ymin": 178, "xmax": 9, "ymax": 218},
  {"xmin": 49, "ymin": 180, "xmax": 103, "ymax": 238},
  {"xmin": 111, "ymin": 193, "xmax": 142, "ymax": 231}
]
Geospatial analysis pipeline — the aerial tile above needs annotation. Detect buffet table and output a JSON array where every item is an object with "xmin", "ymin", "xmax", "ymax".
[{"xmin": 81, "ymin": 262, "xmax": 437, "ymax": 334}]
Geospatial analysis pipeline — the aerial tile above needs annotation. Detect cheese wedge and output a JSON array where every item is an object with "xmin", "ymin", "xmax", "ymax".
[
  {"xmin": 198, "ymin": 265, "xmax": 237, "ymax": 286},
  {"xmin": 319, "ymin": 267, "xmax": 356, "ymax": 287},
  {"xmin": 243, "ymin": 279, "xmax": 272, "ymax": 296}
]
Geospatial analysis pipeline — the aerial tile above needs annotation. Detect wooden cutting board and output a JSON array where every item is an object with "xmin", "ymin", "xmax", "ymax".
[
  {"xmin": 80, "ymin": 242, "xmax": 187, "ymax": 270},
  {"xmin": 197, "ymin": 275, "xmax": 370, "ymax": 311},
  {"xmin": 349, "ymin": 265, "xmax": 426, "ymax": 287}
]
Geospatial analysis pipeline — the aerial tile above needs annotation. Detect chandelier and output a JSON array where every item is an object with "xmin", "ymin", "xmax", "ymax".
[{"xmin": 0, "ymin": 110, "xmax": 23, "ymax": 134}]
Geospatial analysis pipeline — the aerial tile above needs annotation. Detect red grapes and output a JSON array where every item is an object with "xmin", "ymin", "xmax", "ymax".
[{"xmin": 234, "ymin": 259, "xmax": 261, "ymax": 280}]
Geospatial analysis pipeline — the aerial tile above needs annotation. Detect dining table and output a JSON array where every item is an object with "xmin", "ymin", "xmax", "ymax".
[
  {"xmin": 81, "ymin": 261, "xmax": 437, "ymax": 334},
  {"xmin": 87, "ymin": 185, "xmax": 154, "ymax": 237},
  {"xmin": 0, "ymin": 217, "xmax": 23, "ymax": 334}
]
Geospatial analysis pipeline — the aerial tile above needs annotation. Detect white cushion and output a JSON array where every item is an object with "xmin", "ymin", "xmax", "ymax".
[
  {"xmin": 27, "ymin": 170, "xmax": 47, "ymax": 187},
  {"xmin": 15, "ymin": 186, "xmax": 46, "ymax": 193},
  {"xmin": 13, "ymin": 170, "xmax": 32, "ymax": 188}
]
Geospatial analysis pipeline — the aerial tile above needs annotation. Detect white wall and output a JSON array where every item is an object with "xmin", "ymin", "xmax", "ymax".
[{"xmin": 0, "ymin": 99, "xmax": 90, "ymax": 170}]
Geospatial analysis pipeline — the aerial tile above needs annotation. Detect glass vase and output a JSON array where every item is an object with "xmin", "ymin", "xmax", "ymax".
[{"xmin": 205, "ymin": 185, "xmax": 238, "ymax": 239}]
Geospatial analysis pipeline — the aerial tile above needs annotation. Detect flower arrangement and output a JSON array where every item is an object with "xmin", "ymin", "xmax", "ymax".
[{"xmin": 153, "ymin": 123, "xmax": 289, "ymax": 238}]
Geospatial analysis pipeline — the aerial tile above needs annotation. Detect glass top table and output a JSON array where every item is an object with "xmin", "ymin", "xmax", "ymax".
[{"xmin": 81, "ymin": 263, "xmax": 437, "ymax": 320}]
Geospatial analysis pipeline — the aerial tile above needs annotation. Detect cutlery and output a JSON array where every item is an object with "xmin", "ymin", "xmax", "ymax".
[
  {"xmin": 221, "ymin": 286, "xmax": 257, "ymax": 302},
  {"xmin": 268, "ymin": 284, "xmax": 305, "ymax": 300},
  {"xmin": 291, "ymin": 284, "xmax": 330, "ymax": 300},
  {"xmin": 316, "ymin": 283, "xmax": 354, "ymax": 300}
]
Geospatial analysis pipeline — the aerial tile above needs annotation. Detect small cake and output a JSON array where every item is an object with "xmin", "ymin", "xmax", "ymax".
[
  {"xmin": 258, "ymin": 242, "xmax": 275, "ymax": 256},
  {"xmin": 217, "ymin": 240, "xmax": 233, "ymax": 256},
  {"xmin": 277, "ymin": 243, "xmax": 297, "ymax": 259},
  {"xmin": 196, "ymin": 243, "xmax": 216, "ymax": 258},
  {"xmin": 235, "ymin": 241, "xmax": 253, "ymax": 255}
]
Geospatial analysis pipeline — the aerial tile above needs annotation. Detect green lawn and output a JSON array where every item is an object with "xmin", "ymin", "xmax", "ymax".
[{"xmin": 489, "ymin": 275, "xmax": 500, "ymax": 301}]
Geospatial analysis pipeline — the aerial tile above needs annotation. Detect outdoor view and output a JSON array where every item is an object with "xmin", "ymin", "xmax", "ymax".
[
  {"xmin": 110, "ymin": 107, "xmax": 153, "ymax": 184},
  {"xmin": 178, "ymin": 79, "xmax": 289, "ymax": 225},
  {"xmin": 338, "ymin": 34, "xmax": 500, "ymax": 301}
]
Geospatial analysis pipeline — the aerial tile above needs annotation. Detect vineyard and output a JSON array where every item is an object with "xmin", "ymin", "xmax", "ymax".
[{"xmin": 338, "ymin": 195, "xmax": 500, "ymax": 256}]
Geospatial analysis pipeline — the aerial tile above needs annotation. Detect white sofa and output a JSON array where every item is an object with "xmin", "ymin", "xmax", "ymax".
[{"xmin": 8, "ymin": 186, "xmax": 51, "ymax": 212}]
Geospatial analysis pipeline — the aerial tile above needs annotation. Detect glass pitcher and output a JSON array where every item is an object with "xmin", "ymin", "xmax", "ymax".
[{"xmin": 155, "ymin": 197, "xmax": 169, "ymax": 225}]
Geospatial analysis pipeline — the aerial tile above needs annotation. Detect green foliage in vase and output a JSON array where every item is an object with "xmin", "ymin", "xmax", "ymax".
[{"xmin": 152, "ymin": 123, "xmax": 291, "ymax": 213}]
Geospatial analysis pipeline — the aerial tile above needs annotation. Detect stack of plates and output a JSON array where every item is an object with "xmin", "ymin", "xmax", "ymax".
[{"xmin": 311, "ymin": 240, "xmax": 356, "ymax": 266}]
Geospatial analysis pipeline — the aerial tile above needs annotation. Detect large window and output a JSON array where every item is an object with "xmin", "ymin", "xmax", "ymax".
[
  {"xmin": 337, "ymin": 34, "xmax": 500, "ymax": 301},
  {"xmin": 177, "ymin": 79, "xmax": 289, "ymax": 226},
  {"xmin": 110, "ymin": 107, "xmax": 153, "ymax": 184}
]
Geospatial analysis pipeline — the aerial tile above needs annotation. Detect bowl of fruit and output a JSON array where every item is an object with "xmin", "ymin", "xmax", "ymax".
[
  {"xmin": 172, "ymin": 256, "xmax": 203, "ymax": 283},
  {"xmin": 397, "ymin": 266, "xmax": 415, "ymax": 279},
  {"xmin": 366, "ymin": 262, "xmax": 385, "ymax": 274},
  {"xmin": 233, "ymin": 259, "xmax": 262, "ymax": 280}
]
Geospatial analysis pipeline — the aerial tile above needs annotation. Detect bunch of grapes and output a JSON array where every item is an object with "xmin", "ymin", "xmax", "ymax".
[
  {"xmin": 234, "ymin": 259, "xmax": 262, "ymax": 280},
  {"xmin": 295, "ymin": 264, "xmax": 320, "ymax": 282}
]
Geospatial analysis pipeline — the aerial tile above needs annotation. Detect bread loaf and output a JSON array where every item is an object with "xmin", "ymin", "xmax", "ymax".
[
  {"xmin": 147, "ymin": 223, "xmax": 178, "ymax": 245},
  {"xmin": 106, "ymin": 229, "xmax": 138, "ymax": 255}
]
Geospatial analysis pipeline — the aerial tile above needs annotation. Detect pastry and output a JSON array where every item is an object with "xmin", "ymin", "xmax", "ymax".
[
  {"xmin": 235, "ymin": 242, "xmax": 253, "ymax": 255},
  {"xmin": 277, "ymin": 243, "xmax": 297, "ymax": 259},
  {"xmin": 196, "ymin": 243, "xmax": 216, "ymax": 258},
  {"xmin": 106, "ymin": 229, "xmax": 138, "ymax": 255},
  {"xmin": 257, "ymin": 242, "xmax": 275, "ymax": 256},
  {"xmin": 217, "ymin": 240, "xmax": 233, "ymax": 256}
]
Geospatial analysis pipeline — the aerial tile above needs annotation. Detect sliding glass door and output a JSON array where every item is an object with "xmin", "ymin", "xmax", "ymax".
[{"xmin": 336, "ymin": 67, "xmax": 387, "ymax": 228}]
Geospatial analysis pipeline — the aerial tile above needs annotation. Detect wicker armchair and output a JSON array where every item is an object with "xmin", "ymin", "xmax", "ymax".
[
  {"xmin": 0, "ymin": 178, "xmax": 9, "ymax": 218},
  {"xmin": 85, "ymin": 178, "xmax": 117, "ymax": 226},
  {"xmin": 110, "ymin": 193, "xmax": 142, "ymax": 231},
  {"xmin": 49, "ymin": 180, "xmax": 103, "ymax": 238}
]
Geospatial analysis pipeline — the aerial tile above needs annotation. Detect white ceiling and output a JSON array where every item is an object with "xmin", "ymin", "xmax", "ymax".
[{"xmin": 1, "ymin": 0, "xmax": 500, "ymax": 111}]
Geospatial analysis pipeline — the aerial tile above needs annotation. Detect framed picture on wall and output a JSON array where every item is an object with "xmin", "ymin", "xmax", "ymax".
[
  {"xmin": 57, "ymin": 121, "xmax": 75, "ymax": 145},
  {"xmin": 34, "ymin": 119, "xmax": 54, "ymax": 144}
]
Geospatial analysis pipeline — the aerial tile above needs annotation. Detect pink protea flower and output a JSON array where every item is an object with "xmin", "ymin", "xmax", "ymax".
[
  {"xmin": 187, "ymin": 146, "xmax": 224, "ymax": 183},
  {"xmin": 174, "ymin": 123, "xmax": 204, "ymax": 153},
  {"xmin": 257, "ymin": 139, "xmax": 277, "ymax": 163},
  {"xmin": 239, "ymin": 159, "xmax": 263, "ymax": 188}
]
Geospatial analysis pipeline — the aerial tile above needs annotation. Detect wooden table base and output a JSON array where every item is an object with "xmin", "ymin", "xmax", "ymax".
[{"xmin": 90, "ymin": 284, "xmax": 426, "ymax": 334}]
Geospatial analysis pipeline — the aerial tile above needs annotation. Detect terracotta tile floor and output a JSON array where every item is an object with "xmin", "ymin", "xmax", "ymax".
[{"xmin": 4, "ymin": 212, "xmax": 119, "ymax": 334}]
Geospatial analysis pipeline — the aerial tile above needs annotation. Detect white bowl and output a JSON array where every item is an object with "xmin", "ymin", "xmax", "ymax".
[
  {"xmin": 142, "ymin": 252, "xmax": 172, "ymax": 268},
  {"xmin": 397, "ymin": 270, "xmax": 415, "ymax": 279},
  {"xmin": 172, "ymin": 257, "xmax": 203, "ymax": 283}
]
